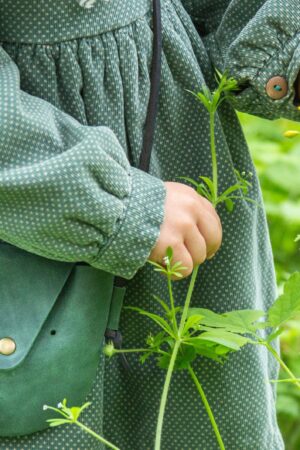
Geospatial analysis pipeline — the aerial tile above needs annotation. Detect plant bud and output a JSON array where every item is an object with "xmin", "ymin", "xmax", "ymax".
[{"xmin": 103, "ymin": 342, "xmax": 115, "ymax": 358}]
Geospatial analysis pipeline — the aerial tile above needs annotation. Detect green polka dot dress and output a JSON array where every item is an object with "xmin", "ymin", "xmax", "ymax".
[{"xmin": 0, "ymin": 0, "xmax": 297, "ymax": 448}]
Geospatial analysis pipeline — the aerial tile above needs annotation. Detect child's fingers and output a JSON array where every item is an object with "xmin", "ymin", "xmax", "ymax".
[
  {"xmin": 196, "ymin": 210, "xmax": 222, "ymax": 257},
  {"xmin": 198, "ymin": 196, "xmax": 221, "ymax": 221},
  {"xmin": 183, "ymin": 226, "xmax": 207, "ymax": 266}
]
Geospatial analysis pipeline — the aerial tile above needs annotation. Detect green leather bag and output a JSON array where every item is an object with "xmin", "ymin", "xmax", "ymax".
[
  {"xmin": 0, "ymin": 0, "xmax": 162, "ymax": 437},
  {"xmin": 0, "ymin": 241, "xmax": 126, "ymax": 436}
]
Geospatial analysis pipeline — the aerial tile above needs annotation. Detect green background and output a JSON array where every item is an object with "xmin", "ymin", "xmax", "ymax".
[{"xmin": 240, "ymin": 113, "xmax": 300, "ymax": 450}]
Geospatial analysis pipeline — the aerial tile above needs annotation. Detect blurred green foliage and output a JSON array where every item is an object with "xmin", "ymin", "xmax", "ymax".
[
  {"xmin": 276, "ymin": 321, "xmax": 300, "ymax": 450},
  {"xmin": 239, "ymin": 113, "xmax": 300, "ymax": 450}
]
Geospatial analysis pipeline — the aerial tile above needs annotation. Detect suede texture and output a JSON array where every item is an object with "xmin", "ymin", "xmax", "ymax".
[{"xmin": 0, "ymin": 243, "xmax": 115, "ymax": 437}]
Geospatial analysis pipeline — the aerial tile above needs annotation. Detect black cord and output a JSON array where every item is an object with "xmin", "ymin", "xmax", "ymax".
[
  {"xmin": 139, "ymin": 0, "xmax": 162, "ymax": 173},
  {"xmin": 105, "ymin": 0, "xmax": 163, "ymax": 372},
  {"xmin": 114, "ymin": 0, "xmax": 162, "ymax": 289}
]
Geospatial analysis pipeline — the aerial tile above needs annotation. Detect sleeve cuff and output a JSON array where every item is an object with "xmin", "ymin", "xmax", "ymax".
[
  {"xmin": 206, "ymin": 0, "xmax": 300, "ymax": 122},
  {"xmin": 92, "ymin": 166, "xmax": 166, "ymax": 279}
]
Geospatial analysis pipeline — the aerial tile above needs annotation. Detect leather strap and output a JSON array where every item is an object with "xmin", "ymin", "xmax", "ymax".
[
  {"xmin": 114, "ymin": 0, "xmax": 162, "ymax": 288},
  {"xmin": 139, "ymin": 0, "xmax": 162, "ymax": 173},
  {"xmin": 104, "ymin": 0, "xmax": 162, "ymax": 370}
]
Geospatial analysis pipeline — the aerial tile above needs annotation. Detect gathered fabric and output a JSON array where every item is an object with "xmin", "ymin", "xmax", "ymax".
[{"xmin": 0, "ymin": 0, "xmax": 294, "ymax": 448}]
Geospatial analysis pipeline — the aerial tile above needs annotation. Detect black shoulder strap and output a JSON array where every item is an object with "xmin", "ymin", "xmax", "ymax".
[
  {"xmin": 139, "ymin": 0, "xmax": 162, "ymax": 173},
  {"xmin": 114, "ymin": 0, "xmax": 162, "ymax": 288},
  {"xmin": 105, "ymin": 0, "xmax": 163, "ymax": 371}
]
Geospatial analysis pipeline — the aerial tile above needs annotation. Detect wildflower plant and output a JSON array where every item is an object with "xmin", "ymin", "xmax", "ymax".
[
  {"xmin": 43, "ymin": 399, "xmax": 120, "ymax": 450},
  {"xmin": 45, "ymin": 72, "xmax": 300, "ymax": 450},
  {"xmin": 181, "ymin": 71, "xmax": 256, "ymax": 211}
]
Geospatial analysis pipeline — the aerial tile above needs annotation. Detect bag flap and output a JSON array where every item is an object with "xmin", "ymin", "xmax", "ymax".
[{"xmin": 0, "ymin": 243, "xmax": 74, "ymax": 370}]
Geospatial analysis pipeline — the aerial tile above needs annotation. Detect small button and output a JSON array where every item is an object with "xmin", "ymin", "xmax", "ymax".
[
  {"xmin": 0, "ymin": 337, "xmax": 16, "ymax": 356},
  {"xmin": 266, "ymin": 76, "xmax": 288, "ymax": 100}
]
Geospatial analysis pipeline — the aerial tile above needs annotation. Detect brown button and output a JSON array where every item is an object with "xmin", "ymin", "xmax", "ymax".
[
  {"xmin": 266, "ymin": 76, "xmax": 288, "ymax": 100},
  {"xmin": 0, "ymin": 337, "xmax": 16, "ymax": 356}
]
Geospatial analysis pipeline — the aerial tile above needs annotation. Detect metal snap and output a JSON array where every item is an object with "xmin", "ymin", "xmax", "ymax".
[
  {"xmin": 266, "ymin": 76, "xmax": 288, "ymax": 100},
  {"xmin": 0, "ymin": 337, "xmax": 16, "ymax": 356}
]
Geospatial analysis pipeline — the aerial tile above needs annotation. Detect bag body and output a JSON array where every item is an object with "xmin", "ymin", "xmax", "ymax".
[{"xmin": 0, "ymin": 241, "xmax": 116, "ymax": 436}]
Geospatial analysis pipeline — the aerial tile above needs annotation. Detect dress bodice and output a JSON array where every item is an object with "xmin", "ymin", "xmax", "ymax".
[{"xmin": 0, "ymin": 0, "xmax": 151, "ymax": 43}]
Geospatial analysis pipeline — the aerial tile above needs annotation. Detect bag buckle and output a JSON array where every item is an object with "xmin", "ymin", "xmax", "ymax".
[{"xmin": 105, "ymin": 328, "xmax": 131, "ymax": 373}]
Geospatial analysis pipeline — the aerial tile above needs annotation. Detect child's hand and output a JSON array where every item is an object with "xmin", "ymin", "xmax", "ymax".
[{"xmin": 149, "ymin": 182, "xmax": 222, "ymax": 279}]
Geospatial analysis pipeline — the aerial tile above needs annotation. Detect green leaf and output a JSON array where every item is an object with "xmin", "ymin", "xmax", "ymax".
[
  {"xmin": 185, "ymin": 338, "xmax": 227, "ymax": 362},
  {"xmin": 175, "ymin": 345, "xmax": 197, "ymax": 370},
  {"xmin": 185, "ymin": 89, "xmax": 211, "ymax": 111},
  {"xmin": 212, "ymin": 90, "xmax": 221, "ymax": 109},
  {"xmin": 166, "ymin": 246, "xmax": 173, "ymax": 261},
  {"xmin": 157, "ymin": 353, "xmax": 171, "ymax": 369},
  {"xmin": 266, "ymin": 327, "xmax": 285, "ymax": 343},
  {"xmin": 157, "ymin": 345, "xmax": 198, "ymax": 370},
  {"xmin": 221, "ymin": 309, "xmax": 266, "ymax": 333},
  {"xmin": 140, "ymin": 351, "xmax": 154, "ymax": 364},
  {"xmin": 173, "ymin": 306, "xmax": 182, "ymax": 317},
  {"xmin": 224, "ymin": 198, "xmax": 234, "ymax": 212},
  {"xmin": 171, "ymin": 272, "xmax": 184, "ymax": 278},
  {"xmin": 147, "ymin": 260, "xmax": 164, "ymax": 270},
  {"xmin": 70, "ymin": 407, "xmax": 81, "ymax": 421},
  {"xmin": 196, "ymin": 329, "xmax": 249, "ymax": 351},
  {"xmin": 215, "ymin": 345, "xmax": 232, "ymax": 356},
  {"xmin": 182, "ymin": 314, "xmax": 204, "ymax": 335},
  {"xmin": 197, "ymin": 92, "xmax": 211, "ymax": 111},
  {"xmin": 219, "ymin": 183, "xmax": 246, "ymax": 199},
  {"xmin": 146, "ymin": 331, "xmax": 168, "ymax": 348},
  {"xmin": 126, "ymin": 307, "xmax": 174, "ymax": 336},
  {"xmin": 78, "ymin": 402, "xmax": 91, "ymax": 414},
  {"xmin": 152, "ymin": 295, "xmax": 171, "ymax": 316},
  {"xmin": 197, "ymin": 183, "xmax": 212, "ymax": 200},
  {"xmin": 46, "ymin": 419, "xmax": 70, "ymax": 427},
  {"xmin": 199, "ymin": 176, "xmax": 215, "ymax": 198},
  {"xmin": 187, "ymin": 308, "xmax": 265, "ymax": 334},
  {"xmin": 177, "ymin": 176, "xmax": 199, "ymax": 188},
  {"xmin": 268, "ymin": 272, "xmax": 300, "ymax": 327},
  {"xmin": 170, "ymin": 261, "xmax": 188, "ymax": 277},
  {"xmin": 172, "ymin": 261, "xmax": 186, "ymax": 270}
]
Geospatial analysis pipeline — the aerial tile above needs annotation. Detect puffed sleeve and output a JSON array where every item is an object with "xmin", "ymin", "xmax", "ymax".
[
  {"xmin": 0, "ymin": 46, "xmax": 166, "ymax": 279},
  {"xmin": 182, "ymin": 0, "xmax": 300, "ymax": 121}
]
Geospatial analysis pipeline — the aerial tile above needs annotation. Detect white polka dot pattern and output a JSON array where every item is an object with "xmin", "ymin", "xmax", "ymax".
[
  {"xmin": 0, "ymin": 45, "xmax": 166, "ymax": 280},
  {"xmin": 77, "ymin": 0, "xmax": 97, "ymax": 8},
  {"xmin": 203, "ymin": 0, "xmax": 300, "ymax": 121},
  {"xmin": 0, "ymin": 0, "xmax": 295, "ymax": 448}
]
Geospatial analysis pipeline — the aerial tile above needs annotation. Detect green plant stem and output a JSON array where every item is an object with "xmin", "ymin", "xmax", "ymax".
[
  {"xmin": 75, "ymin": 420, "xmax": 120, "ymax": 450},
  {"xmin": 270, "ymin": 378, "xmax": 300, "ymax": 384},
  {"xmin": 188, "ymin": 365, "xmax": 225, "ymax": 450},
  {"xmin": 114, "ymin": 348, "xmax": 169, "ymax": 357},
  {"xmin": 114, "ymin": 348, "xmax": 155, "ymax": 354},
  {"xmin": 178, "ymin": 265, "xmax": 200, "ymax": 335},
  {"xmin": 264, "ymin": 342, "xmax": 300, "ymax": 389},
  {"xmin": 167, "ymin": 275, "xmax": 178, "ymax": 334},
  {"xmin": 155, "ymin": 339, "xmax": 181, "ymax": 450},
  {"xmin": 155, "ymin": 265, "xmax": 200, "ymax": 450},
  {"xmin": 210, "ymin": 110, "xmax": 218, "ymax": 205}
]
